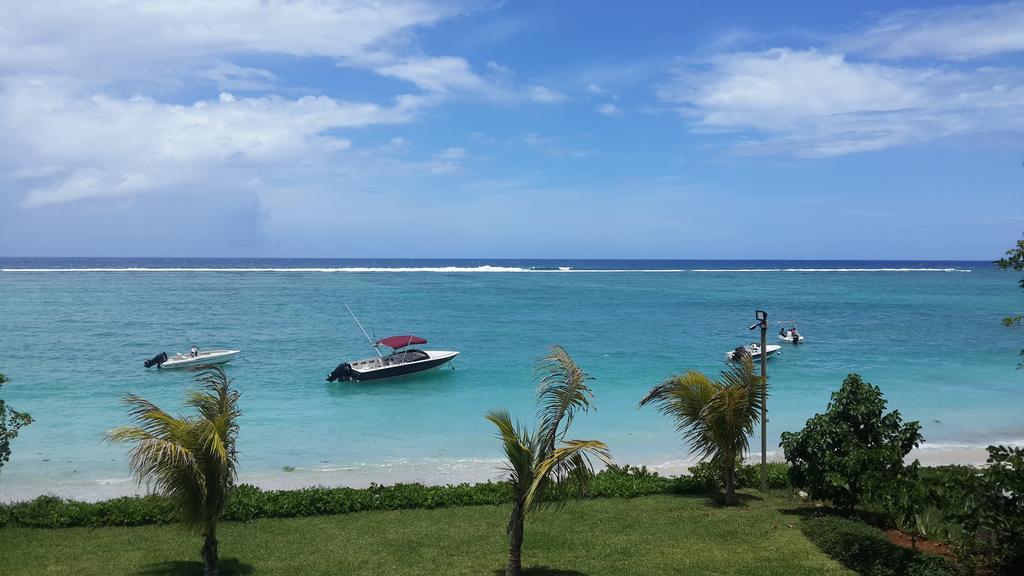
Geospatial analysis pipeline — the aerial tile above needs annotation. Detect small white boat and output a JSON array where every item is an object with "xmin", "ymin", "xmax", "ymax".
[
  {"xmin": 777, "ymin": 321, "xmax": 805, "ymax": 343},
  {"xmin": 727, "ymin": 343, "xmax": 781, "ymax": 362},
  {"xmin": 144, "ymin": 348, "xmax": 240, "ymax": 370}
]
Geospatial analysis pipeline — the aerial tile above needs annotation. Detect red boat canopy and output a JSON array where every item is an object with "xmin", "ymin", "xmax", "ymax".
[{"xmin": 374, "ymin": 335, "xmax": 427, "ymax": 349}]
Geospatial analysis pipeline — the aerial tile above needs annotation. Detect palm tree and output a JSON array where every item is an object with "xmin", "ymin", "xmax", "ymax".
[
  {"xmin": 486, "ymin": 345, "xmax": 612, "ymax": 576},
  {"xmin": 639, "ymin": 357, "xmax": 764, "ymax": 505},
  {"xmin": 107, "ymin": 366, "xmax": 240, "ymax": 576}
]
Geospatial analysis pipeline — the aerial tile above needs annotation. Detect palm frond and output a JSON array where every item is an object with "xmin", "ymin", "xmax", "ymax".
[
  {"xmin": 641, "ymin": 360, "xmax": 764, "ymax": 466},
  {"xmin": 524, "ymin": 439, "xmax": 611, "ymax": 513},
  {"xmin": 486, "ymin": 409, "xmax": 536, "ymax": 491},
  {"xmin": 535, "ymin": 345, "xmax": 595, "ymax": 454}
]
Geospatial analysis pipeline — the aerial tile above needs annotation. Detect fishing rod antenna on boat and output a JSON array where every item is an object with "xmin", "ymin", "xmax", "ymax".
[{"xmin": 346, "ymin": 304, "xmax": 383, "ymax": 358}]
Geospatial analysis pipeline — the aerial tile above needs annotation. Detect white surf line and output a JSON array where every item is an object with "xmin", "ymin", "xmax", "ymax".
[
  {"xmin": 1, "ymin": 267, "xmax": 688, "ymax": 273},
  {"xmin": 691, "ymin": 268, "xmax": 970, "ymax": 272}
]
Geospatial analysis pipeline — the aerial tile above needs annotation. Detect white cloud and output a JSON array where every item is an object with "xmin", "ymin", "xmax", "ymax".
[
  {"xmin": 0, "ymin": 1, "xmax": 552, "ymax": 207},
  {"xmin": 523, "ymin": 133, "xmax": 595, "ymax": 158},
  {"xmin": 376, "ymin": 56, "xmax": 485, "ymax": 93},
  {"xmin": 0, "ymin": 1, "xmax": 456, "ymax": 84},
  {"xmin": 527, "ymin": 85, "xmax": 567, "ymax": 103},
  {"xmin": 596, "ymin": 103, "xmax": 620, "ymax": 116},
  {"xmin": 843, "ymin": 2, "xmax": 1024, "ymax": 61},
  {"xmin": 201, "ymin": 62, "xmax": 279, "ymax": 92},
  {"xmin": 436, "ymin": 147, "xmax": 466, "ymax": 160},
  {"xmin": 659, "ymin": 48, "xmax": 1024, "ymax": 156},
  {"xmin": 3, "ymin": 81, "xmax": 421, "ymax": 206}
]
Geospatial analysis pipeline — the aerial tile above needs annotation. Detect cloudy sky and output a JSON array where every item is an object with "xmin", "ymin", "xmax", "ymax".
[{"xmin": 1, "ymin": 0, "xmax": 1022, "ymax": 259}]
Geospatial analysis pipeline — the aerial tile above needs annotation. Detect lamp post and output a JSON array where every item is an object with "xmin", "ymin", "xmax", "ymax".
[{"xmin": 749, "ymin": 310, "xmax": 768, "ymax": 492}]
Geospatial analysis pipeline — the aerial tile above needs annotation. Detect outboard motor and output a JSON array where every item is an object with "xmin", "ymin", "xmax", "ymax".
[
  {"xmin": 144, "ymin": 351, "xmax": 168, "ymax": 368},
  {"xmin": 326, "ymin": 363, "xmax": 353, "ymax": 382},
  {"xmin": 730, "ymin": 346, "xmax": 748, "ymax": 362}
]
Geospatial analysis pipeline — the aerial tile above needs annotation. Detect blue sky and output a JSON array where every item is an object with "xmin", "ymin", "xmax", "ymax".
[{"xmin": 0, "ymin": 0, "xmax": 1021, "ymax": 259}]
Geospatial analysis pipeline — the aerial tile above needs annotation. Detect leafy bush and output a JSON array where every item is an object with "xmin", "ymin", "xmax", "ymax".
[
  {"xmin": 937, "ymin": 445, "xmax": 1024, "ymax": 575},
  {"xmin": 801, "ymin": 514, "xmax": 955, "ymax": 576},
  {"xmin": 0, "ymin": 372, "xmax": 33, "ymax": 476},
  {"xmin": 781, "ymin": 374, "xmax": 923, "ymax": 510},
  {"xmin": 689, "ymin": 459, "xmax": 790, "ymax": 491},
  {"xmin": 0, "ymin": 465, "xmax": 719, "ymax": 529}
]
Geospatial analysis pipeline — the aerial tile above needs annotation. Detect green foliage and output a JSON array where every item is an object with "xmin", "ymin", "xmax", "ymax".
[
  {"xmin": 0, "ymin": 465, "xmax": 716, "ymax": 529},
  {"xmin": 780, "ymin": 374, "xmax": 923, "ymax": 510},
  {"xmin": 639, "ymin": 357, "xmax": 765, "ymax": 504},
  {"xmin": 937, "ymin": 445, "xmax": 1024, "ymax": 575},
  {"xmin": 801, "ymin": 514, "xmax": 956, "ymax": 576},
  {"xmin": 688, "ymin": 459, "xmax": 791, "ymax": 490},
  {"xmin": 882, "ymin": 460, "xmax": 934, "ymax": 549},
  {"xmin": 0, "ymin": 372, "xmax": 34, "ymax": 476},
  {"xmin": 995, "ymin": 233, "xmax": 1024, "ymax": 367}
]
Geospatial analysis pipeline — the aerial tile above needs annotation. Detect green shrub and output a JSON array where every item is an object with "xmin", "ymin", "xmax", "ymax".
[
  {"xmin": 689, "ymin": 459, "xmax": 790, "ymax": 491},
  {"xmin": 781, "ymin": 374, "xmax": 923, "ymax": 510},
  {"xmin": 0, "ymin": 464, "xmax": 718, "ymax": 529},
  {"xmin": 937, "ymin": 446, "xmax": 1024, "ymax": 575},
  {"xmin": 801, "ymin": 514, "xmax": 955, "ymax": 576}
]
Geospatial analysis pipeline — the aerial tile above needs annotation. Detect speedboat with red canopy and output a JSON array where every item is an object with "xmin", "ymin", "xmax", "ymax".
[{"xmin": 326, "ymin": 306, "xmax": 459, "ymax": 382}]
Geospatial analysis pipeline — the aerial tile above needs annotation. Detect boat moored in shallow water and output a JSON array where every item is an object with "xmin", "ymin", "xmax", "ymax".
[
  {"xmin": 327, "ymin": 306, "xmax": 459, "ymax": 382},
  {"xmin": 327, "ymin": 336, "xmax": 458, "ymax": 382},
  {"xmin": 726, "ymin": 343, "xmax": 781, "ymax": 362},
  {"xmin": 777, "ymin": 321, "xmax": 805, "ymax": 343},
  {"xmin": 144, "ymin": 347, "xmax": 240, "ymax": 369}
]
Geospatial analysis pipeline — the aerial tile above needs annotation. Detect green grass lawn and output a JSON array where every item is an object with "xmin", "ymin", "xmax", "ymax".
[{"xmin": 1, "ymin": 492, "xmax": 851, "ymax": 576}]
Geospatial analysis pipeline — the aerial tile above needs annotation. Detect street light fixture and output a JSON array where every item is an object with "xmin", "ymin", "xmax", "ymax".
[{"xmin": 749, "ymin": 309, "xmax": 768, "ymax": 492}]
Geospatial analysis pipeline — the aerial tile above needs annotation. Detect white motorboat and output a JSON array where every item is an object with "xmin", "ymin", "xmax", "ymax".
[
  {"xmin": 144, "ymin": 348, "xmax": 240, "ymax": 369},
  {"xmin": 326, "ymin": 306, "xmax": 459, "ymax": 383},
  {"xmin": 777, "ymin": 321, "xmax": 805, "ymax": 343},
  {"xmin": 328, "ymin": 342, "xmax": 459, "ymax": 382},
  {"xmin": 726, "ymin": 343, "xmax": 781, "ymax": 362}
]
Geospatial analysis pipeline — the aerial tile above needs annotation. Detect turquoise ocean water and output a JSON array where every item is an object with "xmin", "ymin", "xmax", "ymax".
[{"xmin": 0, "ymin": 258, "xmax": 1021, "ymax": 501}]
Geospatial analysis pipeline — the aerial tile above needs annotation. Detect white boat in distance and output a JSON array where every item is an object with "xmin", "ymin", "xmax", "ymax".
[
  {"xmin": 144, "ymin": 348, "xmax": 240, "ymax": 369},
  {"xmin": 726, "ymin": 343, "xmax": 782, "ymax": 362},
  {"xmin": 777, "ymin": 320, "xmax": 805, "ymax": 343}
]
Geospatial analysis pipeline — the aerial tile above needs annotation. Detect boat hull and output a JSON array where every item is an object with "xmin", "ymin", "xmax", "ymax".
[
  {"xmin": 330, "ymin": 350, "xmax": 458, "ymax": 382},
  {"xmin": 158, "ymin": 350, "xmax": 240, "ymax": 369},
  {"xmin": 725, "ymin": 344, "xmax": 781, "ymax": 362}
]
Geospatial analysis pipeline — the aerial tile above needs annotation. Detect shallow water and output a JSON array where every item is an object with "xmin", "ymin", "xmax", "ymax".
[{"xmin": 0, "ymin": 258, "xmax": 1020, "ymax": 501}]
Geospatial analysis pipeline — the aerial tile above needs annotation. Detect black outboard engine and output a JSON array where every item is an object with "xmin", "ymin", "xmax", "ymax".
[
  {"xmin": 326, "ymin": 363, "xmax": 353, "ymax": 382},
  {"xmin": 730, "ymin": 346, "xmax": 748, "ymax": 362},
  {"xmin": 144, "ymin": 352, "xmax": 169, "ymax": 368}
]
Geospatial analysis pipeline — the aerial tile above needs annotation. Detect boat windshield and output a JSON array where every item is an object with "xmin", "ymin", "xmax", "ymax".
[{"xmin": 383, "ymin": 349, "xmax": 429, "ymax": 364}]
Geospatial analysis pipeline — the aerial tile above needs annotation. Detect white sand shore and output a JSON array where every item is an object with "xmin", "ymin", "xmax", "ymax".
[{"xmin": 1, "ymin": 443, "xmax": 1015, "ymax": 504}]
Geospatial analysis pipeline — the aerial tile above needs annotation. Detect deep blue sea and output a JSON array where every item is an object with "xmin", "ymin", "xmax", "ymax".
[{"xmin": 1, "ymin": 258, "xmax": 1021, "ymax": 501}]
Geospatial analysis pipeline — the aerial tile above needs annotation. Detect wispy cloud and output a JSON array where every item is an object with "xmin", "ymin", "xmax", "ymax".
[
  {"xmin": 658, "ymin": 2, "xmax": 1024, "ymax": 157},
  {"xmin": 523, "ymin": 133, "xmax": 596, "ymax": 158},
  {"xmin": 841, "ymin": 1, "xmax": 1024, "ymax": 61}
]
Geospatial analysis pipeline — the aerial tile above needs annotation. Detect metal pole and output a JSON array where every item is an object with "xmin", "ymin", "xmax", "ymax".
[
  {"xmin": 760, "ymin": 314, "xmax": 768, "ymax": 492},
  {"xmin": 346, "ymin": 304, "xmax": 383, "ymax": 358}
]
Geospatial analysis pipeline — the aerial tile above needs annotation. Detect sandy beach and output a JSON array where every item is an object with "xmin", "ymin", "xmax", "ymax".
[{"xmin": 2, "ymin": 443, "xmax": 1014, "ymax": 504}]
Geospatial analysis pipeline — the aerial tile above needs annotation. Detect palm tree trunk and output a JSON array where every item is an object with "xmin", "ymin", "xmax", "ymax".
[
  {"xmin": 723, "ymin": 455, "xmax": 736, "ymax": 505},
  {"xmin": 202, "ymin": 522, "xmax": 219, "ymax": 576},
  {"xmin": 506, "ymin": 498, "xmax": 525, "ymax": 576}
]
